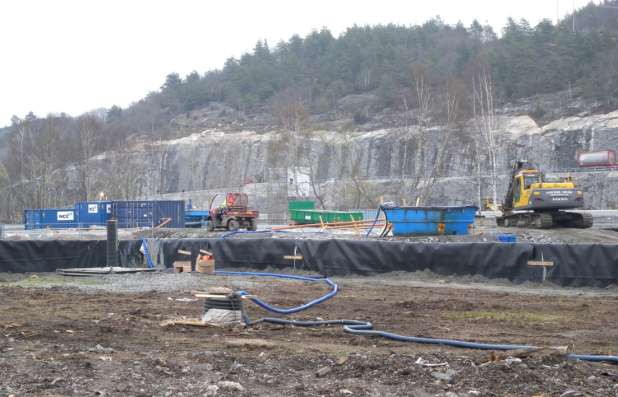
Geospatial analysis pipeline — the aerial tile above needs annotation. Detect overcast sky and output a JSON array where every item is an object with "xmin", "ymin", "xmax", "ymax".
[{"xmin": 0, "ymin": 0, "xmax": 598, "ymax": 127}]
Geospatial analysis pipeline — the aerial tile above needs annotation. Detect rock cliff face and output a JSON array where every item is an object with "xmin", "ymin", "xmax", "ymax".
[{"xmin": 76, "ymin": 109, "xmax": 618, "ymax": 214}]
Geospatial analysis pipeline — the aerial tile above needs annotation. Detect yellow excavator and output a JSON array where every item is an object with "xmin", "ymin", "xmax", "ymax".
[{"xmin": 496, "ymin": 161, "xmax": 593, "ymax": 229}]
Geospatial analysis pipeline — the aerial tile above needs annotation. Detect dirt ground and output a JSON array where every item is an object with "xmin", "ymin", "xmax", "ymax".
[{"xmin": 1, "ymin": 272, "xmax": 617, "ymax": 397}]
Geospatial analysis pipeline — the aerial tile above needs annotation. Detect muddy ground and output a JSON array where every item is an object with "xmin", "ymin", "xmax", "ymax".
[{"xmin": 1, "ymin": 272, "xmax": 617, "ymax": 396}]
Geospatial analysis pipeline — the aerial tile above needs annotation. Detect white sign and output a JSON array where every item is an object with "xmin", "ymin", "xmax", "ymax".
[
  {"xmin": 546, "ymin": 191, "xmax": 572, "ymax": 196},
  {"xmin": 57, "ymin": 211, "xmax": 74, "ymax": 221},
  {"xmin": 88, "ymin": 204, "xmax": 98, "ymax": 214}
]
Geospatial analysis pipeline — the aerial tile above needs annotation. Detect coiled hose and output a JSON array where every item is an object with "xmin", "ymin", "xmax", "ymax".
[
  {"xmin": 215, "ymin": 271, "xmax": 338, "ymax": 314},
  {"xmin": 220, "ymin": 271, "xmax": 618, "ymax": 364}
]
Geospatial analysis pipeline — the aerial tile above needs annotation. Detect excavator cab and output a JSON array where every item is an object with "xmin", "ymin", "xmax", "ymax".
[{"xmin": 512, "ymin": 171, "xmax": 542, "ymax": 210}]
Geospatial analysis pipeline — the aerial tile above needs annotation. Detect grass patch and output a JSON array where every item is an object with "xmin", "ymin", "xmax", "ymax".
[{"xmin": 444, "ymin": 310, "xmax": 562, "ymax": 324}]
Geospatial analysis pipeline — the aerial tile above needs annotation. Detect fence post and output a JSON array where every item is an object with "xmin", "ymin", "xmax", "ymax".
[{"xmin": 106, "ymin": 219, "xmax": 119, "ymax": 267}]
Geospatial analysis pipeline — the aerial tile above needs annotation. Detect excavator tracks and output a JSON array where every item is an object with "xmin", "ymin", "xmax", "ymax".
[
  {"xmin": 497, "ymin": 211, "xmax": 593, "ymax": 229},
  {"xmin": 581, "ymin": 212, "xmax": 594, "ymax": 228}
]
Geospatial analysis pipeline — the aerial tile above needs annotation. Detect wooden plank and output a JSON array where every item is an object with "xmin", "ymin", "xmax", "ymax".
[
  {"xmin": 191, "ymin": 287, "xmax": 232, "ymax": 295},
  {"xmin": 160, "ymin": 318, "xmax": 208, "ymax": 327},
  {"xmin": 155, "ymin": 217, "xmax": 172, "ymax": 229},
  {"xmin": 193, "ymin": 293, "xmax": 253, "ymax": 300},
  {"xmin": 193, "ymin": 294, "xmax": 231, "ymax": 299},
  {"xmin": 271, "ymin": 219, "xmax": 380, "ymax": 230},
  {"xmin": 283, "ymin": 255, "xmax": 304, "ymax": 261},
  {"xmin": 527, "ymin": 260, "xmax": 554, "ymax": 267}
]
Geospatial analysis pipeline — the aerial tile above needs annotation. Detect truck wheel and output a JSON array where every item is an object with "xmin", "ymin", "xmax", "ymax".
[
  {"xmin": 227, "ymin": 219, "xmax": 240, "ymax": 232},
  {"xmin": 206, "ymin": 220, "xmax": 214, "ymax": 232},
  {"xmin": 248, "ymin": 219, "xmax": 257, "ymax": 231}
]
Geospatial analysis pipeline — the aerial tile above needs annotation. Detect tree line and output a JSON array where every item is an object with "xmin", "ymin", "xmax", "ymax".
[{"xmin": 158, "ymin": 0, "xmax": 618, "ymax": 117}]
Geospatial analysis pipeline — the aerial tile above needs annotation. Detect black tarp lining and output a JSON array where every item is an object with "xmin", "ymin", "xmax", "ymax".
[
  {"xmin": 0, "ymin": 240, "xmax": 142, "ymax": 273},
  {"xmin": 0, "ymin": 238, "xmax": 616, "ymax": 287}
]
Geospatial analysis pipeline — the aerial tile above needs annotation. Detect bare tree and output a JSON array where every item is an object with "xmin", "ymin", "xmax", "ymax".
[
  {"xmin": 400, "ymin": 96, "xmax": 409, "ymax": 179},
  {"xmin": 0, "ymin": 161, "xmax": 11, "ymax": 221},
  {"xmin": 25, "ymin": 116, "xmax": 62, "ymax": 209},
  {"xmin": 338, "ymin": 133, "xmax": 379, "ymax": 208},
  {"xmin": 401, "ymin": 64, "xmax": 432, "ymax": 181},
  {"xmin": 77, "ymin": 114, "xmax": 101, "ymax": 200},
  {"xmin": 307, "ymin": 157, "xmax": 326, "ymax": 209},
  {"xmin": 415, "ymin": 79, "xmax": 463, "ymax": 205},
  {"xmin": 156, "ymin": 133, "xmax": 171, "ymax": 194},
  {"xmin": 472, "ymin": 67, "xmax": 499, "ymax": 206},
  {"xmin": 273, "ymin": 90, "xmax": 309, "ymax": 197},
  {"xmin": 103, "ymin": 149, "xmax": 147, "ymax": 199},
  {"xmin": 400, "ymin": 63, "xmax": 440, "ymax": 206},
  {"xmin": 14, "ymin": 118, "xmax": 29, "ymax": 184},
  {"xmin": 413, "ymin": 63, "xmax": 433, "ymax": 181}
]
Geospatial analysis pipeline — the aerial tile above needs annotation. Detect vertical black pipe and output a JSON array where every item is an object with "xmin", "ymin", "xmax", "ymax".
[{"xmin": 106, "ymin": 219, "xmax": 118, "ymax": 267}]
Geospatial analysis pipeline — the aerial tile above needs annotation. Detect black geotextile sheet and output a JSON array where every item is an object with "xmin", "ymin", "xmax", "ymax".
[
  {"xmin": 0, "ymin": 240, "xmax": 143, "ymax": 273},
  {"xmin": 1, "ymin": 238, "xmax": 617, "ymax": 287},
  {"xmin": 158, "ymin": 238, "xmax": 618, "ymax": 287}
]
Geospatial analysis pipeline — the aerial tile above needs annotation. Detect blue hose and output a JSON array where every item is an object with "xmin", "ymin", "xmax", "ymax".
[
  {"xmin": 568, "ymin": 354, "xmax": 618, "ymax": 363},
  {"xmin": 208, "ymin": 271, "xmax": 618, "ymax": 364},
  {"xmin": 140, "ymin": 237, "xmax": 618, "ymax": 366},
  {"xmin": 248, "ymin": 317, "xmax": 618, "ymax": 364},
  {"xmin": 141, "ymin": 239, "xmax": 155, "ymax": 269},
  {"xmin": 364, "ymin": 207, "xmax": 382, "ymax": 237},
  {"xmin": 220, "ymin": 271, "xmax": 618, "ymax": 364},
  {"xmin": 215, "ymin": 271, "xmax": 338, "ymax": 314}
]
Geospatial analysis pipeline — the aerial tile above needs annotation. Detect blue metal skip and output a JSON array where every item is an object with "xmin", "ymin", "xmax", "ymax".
[{"xmin": 382, "ymin": 206, "xmax": 478, "ymax": 236}]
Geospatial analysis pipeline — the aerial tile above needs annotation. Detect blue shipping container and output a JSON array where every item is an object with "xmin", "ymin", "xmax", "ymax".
[
  {"xmin": 76, "ymin": 201, "xmax": 111, "ymax": 227},
  {"xmin": 24, "ymin": 208, "xmax": 78, "ymax": 230},
  {"xmin": 382, "ymin": 206, "xmax": 478, "ymax": 236},
  {"xmin": 111, "ymin": 200, "xmax": 185, "ymax": 228}
]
